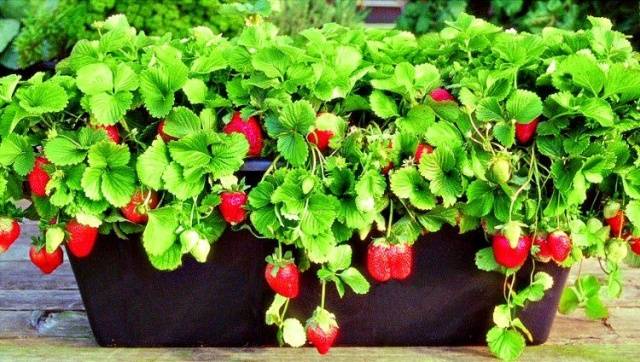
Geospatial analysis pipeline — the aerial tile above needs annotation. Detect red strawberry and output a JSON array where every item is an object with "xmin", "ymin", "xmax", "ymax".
[
  {"xmin": 28, "ymin": 156, "xmax": 51, "ymax": 197},
  {"xmin": 533, "ymin": 233, "xmax": 552, "ymax": 263},
  {"xmin": 306, "ymin": 309, "xmax": 339, "ymax": 355},
  {"xmin": 265, "ymin": 262, "xmax": 300, "ymax": 298},
  {"xmin": 29, "ymin": 245, "xmax": 63, "ymax": 274},
  {"xmin": 97, "ymin": 124, "xmax": 121, "ymax": 143},
  {"xmin": 604, "ymin": 202, "xmax": 624, "ymax": 236},
  {"xmin": 0, "ymin": 218, "xmax": 20, "ymax": 253},
  {"xmin": 307, "ymin": 129, "xmax": 334, "ymax": 152},
  {"xmin": 630, "ymin": 237, "xmax": 640, "ymax": 256},
  {"xmin": 223, "ymin": 112, "xmax": 264, "ymax": 157},
  {"xmin": 547, "ymin": 230, "xmax": 572, "ymax": 263},
  {"xmin": 430, "ymin": 87, "xmax": 455, "ymax": 102},
  {"xmin": 381, "ymin": 162, "xmax": 394, "ymax": 175},
  {"xmin": 157, "ymin": 120, "xmax": 175, "ymax": 143},
  {"xmin": 414, "ymin": 143, "xmax": 433, "ymax": 164},
  {"xmin": 366, "ymin": 242, "xmax": 391, "ymax": 282},
  {"xmin": 121, "ymin": 190, "xmax": 159, "ymax": 224},
  {"xmin": 492, "ymin": 233, "xmax": 532, "ymax": 269},
  {"xmin": 515, "ymin": 118, "xmax": 539, "ymax": 145},
  {"xmin": 389, "ymin": 243, "xmax": 413, "ymax": 280},
  {"xmin": 220, "ymin": 191, "xmax": 248, "ymax": 225},
  {"xmin": 66, "ymin": 219, "xmax": 98, "ymax": 258}
]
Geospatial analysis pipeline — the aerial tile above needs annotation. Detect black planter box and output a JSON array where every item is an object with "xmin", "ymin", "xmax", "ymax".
[{"xmin": 67, "ymin": 160, "xmax": 569, "ymax": 347}]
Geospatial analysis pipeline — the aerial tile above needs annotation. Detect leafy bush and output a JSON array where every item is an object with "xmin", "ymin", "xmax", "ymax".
[{"xmin": 1, "ymin": 13, "xmax": 640, "ymax": 359}]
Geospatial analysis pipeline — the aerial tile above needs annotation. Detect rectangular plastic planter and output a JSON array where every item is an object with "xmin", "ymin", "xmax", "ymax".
[{"xmin": 67, "ymin": 160, "xmax": 569, "ymax": 347}]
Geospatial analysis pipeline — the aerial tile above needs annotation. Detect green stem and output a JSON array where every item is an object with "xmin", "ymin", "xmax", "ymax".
[
  {"xmin": 386, "ymin": 199, "xmax": 394, "ymax": 238},
  {"xmin": 320, "ymin": 280, "xmax": 327, "ymax": 310}
]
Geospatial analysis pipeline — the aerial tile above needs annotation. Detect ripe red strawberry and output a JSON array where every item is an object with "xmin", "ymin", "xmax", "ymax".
[
  {"xmin": 29, "ymin": 245, "xmax": 63, "ymax": 274},
  {"xmin": 28, "ymin": 156, "xmax": 51, "ymax": 197},
  {"xmin": 0, "ymin": 218, "xmax": 20, "ymax": 254},
  {"xmin": 533, "ymin": 233, "xmax": 552, "ymax": 263},
  {"xmin": 157, "ymin": 120, "xmax": 175, "ymax": 143},
  {"xmin": 630, "ymin": 237, "xmax": 640, "ymax": 256},
  {"xmin": 121, "ymin": 190, "xmax": 159, "ymax": 224},
  {"xmin": 414, "ymin": 143, "xmax": 433, "ymax": 164},
  {"xmin": 492, "ymin": 233, "xmax": 532, "ymax": 269},
  {"xmin": 366, "ymin": 242, "xmax": 391, "ymax": 282},
  {"xmin": 97, "ymin": 124, "xmax": 121, "ymax": 143},
  {"xmin": 515, "ymin": 118, "xmax": 539, "ymax": 145},
  {"xmin": 223, "ymin": 112, "xmax": 264, "ymax": 157},
  {"xmin": 306, "ymin": 309, "xmax": 339, "ymax": 355},
  {"xmin": 219, "ymin": 191, "xmax": 247, "ymax": 225},
  {"xmin": 604, "ymin": 202, "xmax": 624, "ymax": 236},
  {"xmin": 265, "ymin": 262, "xmax": 300, "ymax": 298},
  {"xmin": 307, "ymin": 129, "xmax": 334, "ymax": 152},
  {"xmin": 430, "ymin": 87, "xmax": 455, "ymax": 102},
  {"xmin": 389, "ymin": 243, "xmax": 413, "ymax": 280},
  {"xmin": 66, "ymin": 219, "xmax": 98, "ymax": 258},
  {"xmin": 547, "ymin": 230, "xmax": 572, "ymax": 263}
]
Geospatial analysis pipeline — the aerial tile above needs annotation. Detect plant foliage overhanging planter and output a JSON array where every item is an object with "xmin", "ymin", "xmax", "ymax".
[{"xmin": 0, "ymin": 12, "xmax": 640, "ymax": 360}]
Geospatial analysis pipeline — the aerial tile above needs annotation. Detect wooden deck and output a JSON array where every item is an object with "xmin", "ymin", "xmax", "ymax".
[{"xmin": 1, "ymin": 222, "xmax": 639, "ymax": 361}]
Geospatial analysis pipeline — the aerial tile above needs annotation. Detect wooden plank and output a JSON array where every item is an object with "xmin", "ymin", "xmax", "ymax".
[
  {"xmin": 0, "ymin": 339, "xmax": 638, "ymax": 361},
  {"xmin": 549, "ymin": 307, "xmax": 640, "ymax": 344},
  {"xmin": 0, "ymin": 290, "xmax": 83, "ymax": 311},
  {"xmin": 0, "ymin": 311, "xmax": 91, "ymax": 339},
  {"xmin": 0, "ymin": 261, "xmax": 77, "ymax": 290}
]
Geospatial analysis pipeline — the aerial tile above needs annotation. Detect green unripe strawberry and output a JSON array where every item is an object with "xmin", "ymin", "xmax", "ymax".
[
  {"xmin": 607, "ymin": 238, "xmax": 628, "ymax": 263},
  {"xmin": 191, "ymin": 239, "xmax": 211, "ymax": 263},
  {"xmin": 180, "ymin": 229, "xmax": 200, "ymax": 252},
  {"xmin": 490, "ymin": 155, "xmax": 512, "ymax": 184}
]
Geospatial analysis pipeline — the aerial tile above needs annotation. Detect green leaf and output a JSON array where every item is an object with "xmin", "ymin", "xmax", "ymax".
[
  {"xmin": 417, "ymin": 206, "xmax": 458, "ymax": 232},
  {"xmin": 0, "ymin": 134, "xmax": 34, "ymax": 176},
  {"xmin": 580, "ymin": 97, "xmax": 614, "ymax": 127},
  {"xmin": 162, "ymin": 162, "xmax": 205, "ymax": 200},
  {"xmin": 475, "ymin": 247, "xmax": 500, "ymax": 272},
  {"xmin": 148, "ymin": 242, "xmax": 183, "ymax": 271},
  {"xmin": 424, "ymin": 122, "xmax": 463, "ymax": 149},
  {"xmin": 164, "ymin": 107, "xmax": 202, "ymax": 138},
  {"xmin": 327, "ymin": 244, "xmax": 352, "ymax": 272},
  {"xmin": 143, "ymin": 207, "xmax": 179, "ymax": 256},
  {"xmin": 476, "ymin": 97, "xmax": 505, "ymax": 122},
  {"xmin": 87, "ymin": 141, "xmax": 129, "ymax": 168},
  {"xmin": 370, "ymin": 90, "xmax": 398, "ymax": 119},
  {"xmin": 76, "ymin": 63, "xmax": 113, "ymax": 95},
  {"xmin": 137, "ymin": 139, "xmax": 169, "ymax": 190},
  {"xmin": 280, "ymin": 100, "xmax": 315, "ymax": 134},
  {"xmin": 390, "ymin": 167, "xmax": 435, "ymax": 210},
  {"xmin": 339, "ymin": 267, "xmax": 370, "ymax": 294},
  {"xmin": 113, "ymin": 63, "xmax": 138, "ymax": 92},
  {"xmin": 0, "ymin": 74, "xmax": 20, "ymax": 103},
  {"xmin": 557, "ymin": 54, "xmax": 605, "ymax": 95},
  {"xmin": 182, "ymin": 78, "xmax": 208, "ymax": 104},
  {"xmin": 100, "ymin": 167, "xmax": 136, "ymax": 207},
  {"xmin": 209, "ymin": 133, "xmax": 249, "ymax": 179},
  {"xmin": 16, "ymin": 82, "xmax": 68, "ymax": 114},
  {"xmin": 89, "ymin": 91, "xmax": 132, "ymax": 125},
  {"xmin": 486, "ymin": 327, "xmax": 525, "ymax": 361},
  {"xmin": 493, "ymin": 121, "xmax": 515, "ymax": 148},
  {"xmin": 44, "ymin": 137, "xmax": 87, "ymax": 166},
  {"xmin": 277, "ymin": 133, "xmax": 308, "ymax": 167},
  {"xmin": 0, "ymin": 19, "xmax": 19, "ymax": 54},
  {"xmin": 626, "ymin": 200, "xmax": 640, "ymax": 230},
  {"xmin": 139, "ymin": 68, "xmax": 176, "ymax": 118},
  {"xmin": 604, "ymin": 63, "xmax": 640, "ymax": 100},
  {"xmin": 301, "ymin": 194, "xmax": 338, "ymax": 235},
  {"xmin": 414, "ymin": 63, "xmax": 440, "ymax": 93},
  {"xmin": 506, "ymin": 90, "xmax": 542, "ymax": 123}
]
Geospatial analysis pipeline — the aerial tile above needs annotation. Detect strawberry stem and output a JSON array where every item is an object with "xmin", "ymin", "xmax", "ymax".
[
  {"xmin": 386, "ymin": 199, "xmax": 394, "ymax": 239},
  {"xmin": 320, "ymin": 280, "xmax": 326, "ymax": 310}
]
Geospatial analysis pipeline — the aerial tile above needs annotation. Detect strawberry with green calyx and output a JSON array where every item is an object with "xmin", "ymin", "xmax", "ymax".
[
  {"xmin": 430, "ymin": 87, "xmax": 455, "ymax": 102},
  {"xmin": 265, "ymin": 253, "xmax": 300, "ymax": 299},
  {"xmin": 533, "ymin": 233, "xmax": 552, "ymax": 263},
  {"xmin": 489, "ymin": 154, "xmax": 512, "ymax": 184},
  {"xmin": 306, "ymin": 307, "xmax": 339, "ymax": 355},
  {"xmin": 546, "ymin": 230, "xmax": 572, "ymax": 264},
  {"xmin": 307, "ymin": 113, "xmax": 346, "ymax": 153},
  {"xmin": 121, "ymin": 189, "xmax": 159, "ymax": 224},
  {"xmin": 223, "ymin": 111, "xmax": 264, "ymax": 157},
  {"xmin": 29, "ymin": 241, "xmax": 63, "ymax": 274},
  {"xmin": 28, "ymin": 156, "xmax": 51, "ymax": 197},
  {"xmin": 157, "ymin": 120, "xmax": 175, "ymax": 143},
  {"xmin": 515, "ymin": 117, "xmax": 539, "ymax": 145},
  {"xmin": 219, "ymin": 176, "xmax": 249, "ymax": 225},
  {"xmin": 366, "ymin": 239, "xmax": 391, "ymax": 282},
  {"xmin": 492, "ymin": 233, "xmax": 532, "ymax": 269},
  {"xmin": 604, "ymin": 201, "xmax": 624, "ymax": 236},
  {"xmin": 414, "ymin": 143, "xmax": 433, "ymax": 164},
  {"xmin": 66, "ymin": 219, "xmax": 98, "ymax": 258},
  {"xmin": 0, "ymin": 218, "xmax": 20, "ymax": 254},
  {"xmin": 191, "ymin": 238, "xmax": 211, "ymax": 263}
]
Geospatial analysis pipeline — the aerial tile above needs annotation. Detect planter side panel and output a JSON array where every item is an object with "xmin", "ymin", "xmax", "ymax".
[{"xmin": 68, "ymin": 229, "xmax": 271, "ymax": 347}]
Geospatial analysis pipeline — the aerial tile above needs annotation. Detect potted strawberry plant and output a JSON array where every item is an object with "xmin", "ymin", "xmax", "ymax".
[{"xmin": 0, "ymin": 13, "xmax": 639, "ymax": 360}]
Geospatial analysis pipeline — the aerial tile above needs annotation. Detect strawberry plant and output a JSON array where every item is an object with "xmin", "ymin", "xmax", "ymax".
[{"xmin": 0, "ymin": 12, "xmax": 640, "ymax": 360}]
